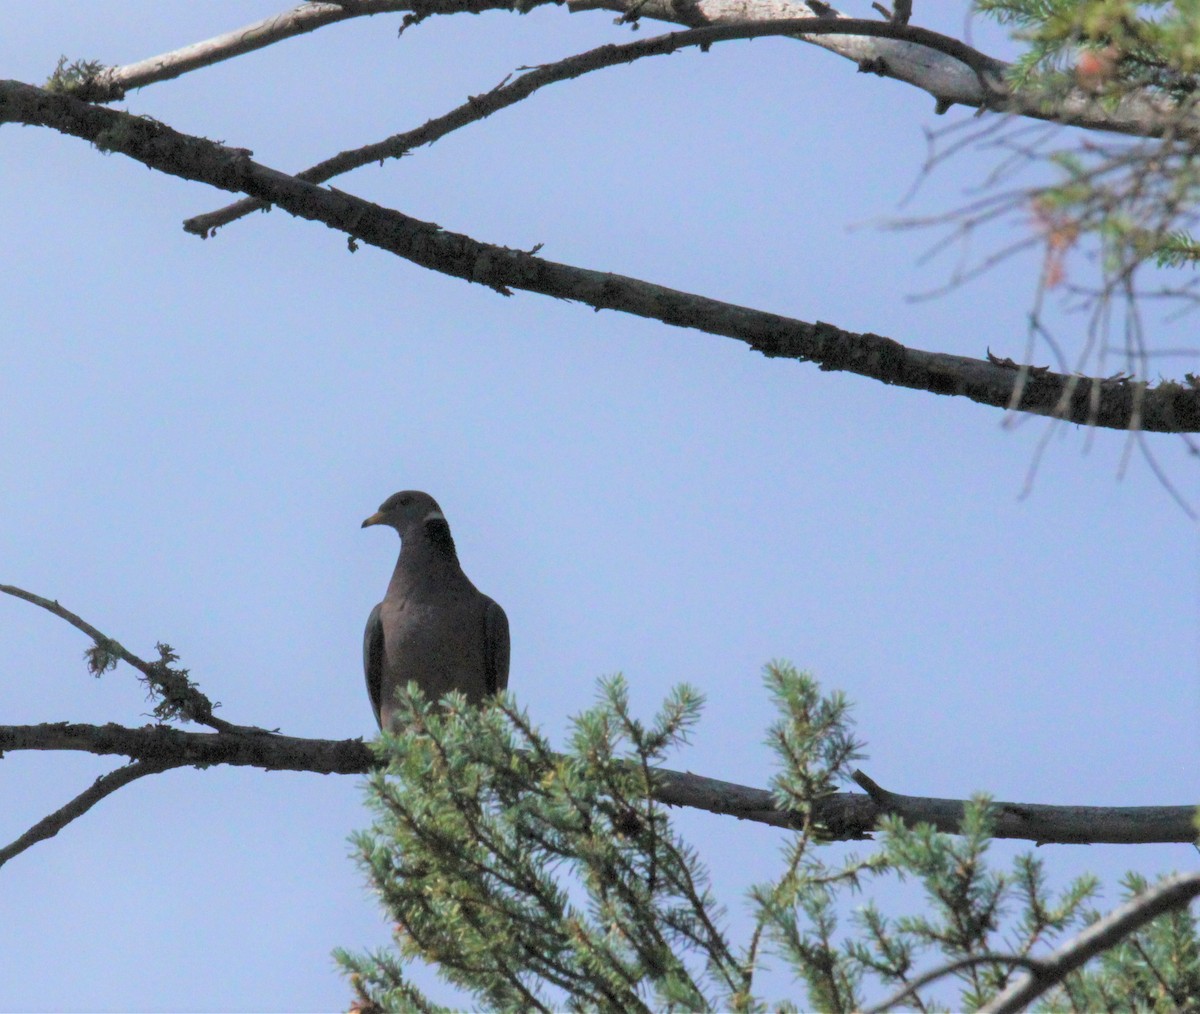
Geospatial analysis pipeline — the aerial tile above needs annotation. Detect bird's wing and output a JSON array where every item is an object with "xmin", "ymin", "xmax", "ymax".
[
  {"xmin": 363, "ymin": 601, "xmax": 385, "ymax": 726},
  {"xmin": 484, "ymin": 597, "xmax": 510, "ymax": 696}
]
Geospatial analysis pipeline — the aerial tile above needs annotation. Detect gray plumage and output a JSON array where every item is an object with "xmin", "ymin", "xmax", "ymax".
[{"xmin": 362, "ymin": 490, "xmax": 509, "ymax": 729}]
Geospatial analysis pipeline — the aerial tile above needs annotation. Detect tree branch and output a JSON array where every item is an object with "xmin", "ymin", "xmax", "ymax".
[
  {"xmin": 572, "ymin": 0, "xmax": 1200, "ymax": 140},
  {"xmin": 980, "ymin": 871, "xmax": 1200, "ymax": 1013},
  {"xmin": 0, "ymin": 757, "xmax": 179, "ymax": 869},
  {"xmin": 185, "ymin": 16, "xmax": 1004, "ymax": 236},
  {"xmin": 0, "ymin": 721, "xmax": 372, "ymax": 773},
  {"xmin": 3, "ymin": 80, "xmax": 1196, "ymax": 431},
  {"xmin": 0, "ymin": 583, "xmax": 257, "ymax": 734},
  {"xmin": 850, "ymin": 768, "xmax": 1198, "ymax": 845},
  {"xmin": 863, "ymin": 952, "xmax": 1046, "ymax": 1014},
  {"xmin": 1, "ymin": 722, "xmax": 1194, "ymax": 845},
  {"xmin": 51, "ymin": 1, "xmax": 508, "ymax": 102},
  {"xmin": 68, "ymin": 0, "xmax": 1200, "ymax": 144}
]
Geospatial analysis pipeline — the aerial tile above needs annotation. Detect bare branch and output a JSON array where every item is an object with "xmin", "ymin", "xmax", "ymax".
[
  {"xmin": 1, "ymin": 723, "xmax": 1195, "ymax": 844},
  {"xmin": 572, "ymin": 0, "xmax": 1200, "ymax": 140},
  {"xmin": 57, "ymin": 0, "xmax": 1200, "ymax": 145},
  {"xmin": 3, "ymin": 81, "xmax": 1200, "ymax": 431},
  {"xmin": 0, "ymin": 583, "xmax": 262, "ymax": 735},
  {"xmin": 188, "ymin": 16, "xmax": 1003, "ymax": 235},
  {"xmin": 0, "ymin": 758, "xmax": 178, "ymax": 869},
  {"xmin": 981, "ymin": 871, "xmax": 1200, "ymax": 1013},
  {"xmin": 1, "ymin": 583, "xmax": 139, "ymax": 667},
  {"xmin": 851, "ymin": 769, "xmax": 1198, "ymax": 845},
  {"xmin": 55, "ymin": 1, "xmax": 507, "ymax": 102},
  {"xmin": 0, "ymin": 722, "xmax": 373, "ymax": 773}
]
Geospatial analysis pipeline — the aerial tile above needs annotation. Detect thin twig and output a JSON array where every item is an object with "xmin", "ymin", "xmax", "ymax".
[
  {"xmin": 1, "ymin": 583, "xmax": 140, "ymax": 664},
  {"xmin": 1135, "ymin": 429, "xmax": 1198, "ymax": 520},
  {"xmin": 0, "ymin": 583, "xmax": 264, "ymax": 735},
  {"xmin": 0, "ymin": 758, "xmax": 178, "ymax": 868}
]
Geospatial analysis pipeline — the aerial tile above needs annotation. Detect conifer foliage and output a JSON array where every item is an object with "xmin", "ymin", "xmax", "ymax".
[{"xmin": 338, "ymin": 666, "xmax": 1198, "ymax": 1011}]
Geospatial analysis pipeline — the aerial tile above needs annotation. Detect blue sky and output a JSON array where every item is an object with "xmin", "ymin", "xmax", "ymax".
[{"xmin": 2, "ymin": 3, "xmax": 1197, "ymax": 1010}]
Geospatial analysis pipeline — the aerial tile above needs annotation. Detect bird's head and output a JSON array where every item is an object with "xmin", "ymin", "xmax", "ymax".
[{"xmin": 362, "ymin": 491, "xmax": 455, "ymax": 554}]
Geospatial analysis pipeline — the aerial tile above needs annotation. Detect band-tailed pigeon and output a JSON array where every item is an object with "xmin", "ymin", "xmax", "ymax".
[{"xmin": 362, "ymin": 490, "xmax": 510, "ymax": 728}]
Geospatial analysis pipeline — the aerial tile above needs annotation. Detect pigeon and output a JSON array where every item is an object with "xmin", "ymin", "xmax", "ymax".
[{"xmin": 362, "ymin": 490, "xmax": 510, "ymax": 728}]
